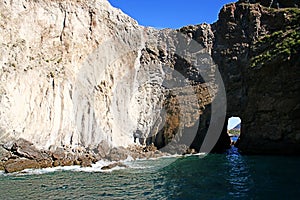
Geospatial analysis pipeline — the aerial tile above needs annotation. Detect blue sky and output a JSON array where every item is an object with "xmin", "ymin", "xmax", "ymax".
[
  {"xmin": 108, "ymin": 0, "xmax": 237, "ymax": 29},
  {"xmin": 228, "ymin": 117, "xmax": 241, "ymax": 130}
]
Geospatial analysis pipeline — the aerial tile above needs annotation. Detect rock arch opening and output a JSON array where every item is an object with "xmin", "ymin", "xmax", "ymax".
[{"xmin": 227, "ymin": 117, "xmax": 241, "ymax": 146}]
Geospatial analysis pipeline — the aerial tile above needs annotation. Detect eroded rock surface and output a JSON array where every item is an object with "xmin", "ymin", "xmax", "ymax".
[
  {"xmin": 213, "ymin": 0, "xmax": 300, "ymax": 154},
  {"xmin": 0, "ymin": 138, "xmax": 169, "ymax": 173},
  {"xmin": 4, "ymin": 158, "xmax": 40, "ymax": 173}
]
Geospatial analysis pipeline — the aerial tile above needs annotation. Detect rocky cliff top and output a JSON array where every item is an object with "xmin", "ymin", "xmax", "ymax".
[{"xmin": 239, "ymin": 0, "xmax": 300, "ymax": 8}]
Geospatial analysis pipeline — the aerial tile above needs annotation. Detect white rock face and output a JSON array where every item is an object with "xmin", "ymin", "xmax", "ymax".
[
  {"xmin": 0, "ymin": 0, "xmax": 214, "ymax": 150},
  {"xmin": 0, "ymin": 0, "xmax": 156, "ymax": 148}
]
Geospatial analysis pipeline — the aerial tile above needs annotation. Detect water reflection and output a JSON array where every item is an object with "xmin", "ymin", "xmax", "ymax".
[
  {"xmin": 1, "ymin": 150, "xmax": 300, "ymax": 199},
  {"xmin": 226, "ymin": 146, "xmax": 254, "ymax": 199}
]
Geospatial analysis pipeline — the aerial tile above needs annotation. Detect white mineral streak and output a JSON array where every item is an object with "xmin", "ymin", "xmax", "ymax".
[{"xmin": 0, "ymin": 0, "xmax": 168, "ymax": 149}]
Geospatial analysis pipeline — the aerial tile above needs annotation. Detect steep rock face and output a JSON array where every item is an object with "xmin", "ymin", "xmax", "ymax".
[
  {"xmin": 0, "ymin": 0, "xmax": 145, "ymax": 148},
  {"xmin": 0, "ymin": 0, "xmax": 224, "ymax": 152},
  {"xmin": 142, "ymin": 24, "xmax": 236, "ymax": 154},
  {"xmin": 213, "ymin": 1, "xmax": 300, "ymax": 154},
  {"xmin": 140, "ymin": 25, "xmax": 230, "ymax": 152}
]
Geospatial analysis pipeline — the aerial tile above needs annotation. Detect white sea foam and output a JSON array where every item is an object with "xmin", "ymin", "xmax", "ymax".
[
  {"xmin": 17, "ymin": 165, "xmax": 81, "ymax": 176},
  {"xmin": 183, "ymin": 152, "xmax": 207, "ymax": 157},
  {"xmin": 0, "ymin": 152, "xmax": 208, "ymax": 176},
  {"xmin": 6, "ymin": 159, "xmax": 127, "ymax": 175}
]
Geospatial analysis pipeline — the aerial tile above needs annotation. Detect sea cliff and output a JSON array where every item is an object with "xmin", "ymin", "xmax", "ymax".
[{"xmin": 0, "ymin": 0, "xmax": 299, "ymax": 172}]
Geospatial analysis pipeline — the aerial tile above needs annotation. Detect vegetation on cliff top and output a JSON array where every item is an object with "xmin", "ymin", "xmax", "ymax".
[{"xmin": 251, "ymin": 8, "xmax": 300, "ymax": 68}]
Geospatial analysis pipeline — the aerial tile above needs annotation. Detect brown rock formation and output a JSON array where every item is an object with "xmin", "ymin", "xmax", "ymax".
[
  {"xmin": 240, "ymin": 0, "xmax": 300, "ymax": 8},
  {"xmin": 139, "ymin": 0, "xmax": 300, "ymax": 154},
  {"xmin": 4, "ymin": 158, "xmax": 40, "ymax": 173},
  {"xmin": 10, "ymin": 138, "xmax": 48, "ymax": 161},
  {"xmin": 101, "ymin": 162, "xmax": 127, "ymax": 170},
  {"xmin": 0, "ymin": 137, "xmax": 170, "ymax": 173},
  {"xmin": 212, "ymin": 0, "xmax": 300, "ymax": 154},
  {"xmin": 0, "ymin": 161, "xmax": 4, "ymax": 171}
]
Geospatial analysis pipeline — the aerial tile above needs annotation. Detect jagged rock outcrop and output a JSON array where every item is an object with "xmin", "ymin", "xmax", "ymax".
[
  {"xmin": 0, "ymin": 138, "xmax": 168, "ymax": 172},
  {"xmin": 240, "ymin": 0, "xmax": 300, "ymax": 8},
  {"xmin": 4, "ymin": 158, "xmax": 40, "ymax": 173}
]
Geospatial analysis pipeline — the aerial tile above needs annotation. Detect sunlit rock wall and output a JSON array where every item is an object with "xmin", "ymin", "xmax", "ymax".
[
  {"xmin": 0, "ymin": 0, "xmax": 213, "ymax": 150},
  {"xmin": 0, "ymin": 0, "xmax": 149, "ymax": 148}
]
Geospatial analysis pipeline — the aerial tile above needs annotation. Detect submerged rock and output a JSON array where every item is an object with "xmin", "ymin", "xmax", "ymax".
[{"xmin": 101, "ymin": 162, "xmax": 127, "ymax": 170}]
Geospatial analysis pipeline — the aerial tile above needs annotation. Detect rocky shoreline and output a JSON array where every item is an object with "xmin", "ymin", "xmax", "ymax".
[{"xmin": 0, "ymin": 138, "xmax": 198, "ymax": 173}]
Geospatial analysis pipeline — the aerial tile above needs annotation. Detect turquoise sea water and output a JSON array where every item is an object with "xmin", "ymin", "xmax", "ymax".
[{"xmin": 1, "ymin": 147, "xmax": 300, "ymax": 200}]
